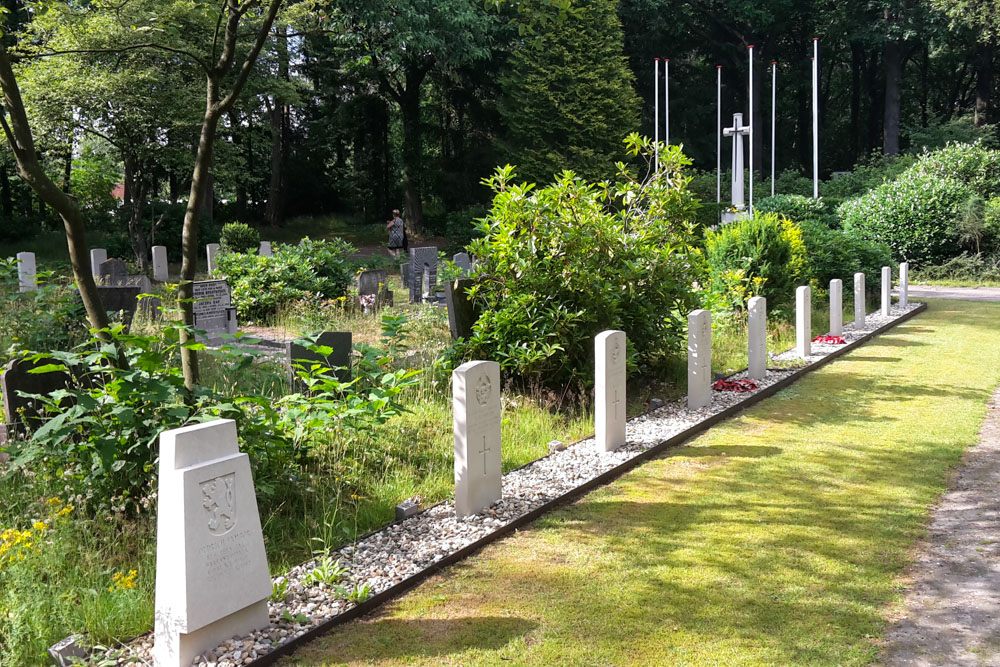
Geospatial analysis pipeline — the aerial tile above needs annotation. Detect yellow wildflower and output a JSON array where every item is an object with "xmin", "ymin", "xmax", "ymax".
[
  {"xmin": 32, "ymin": 522, "xmax": 46, "ymax": 531},
  {"xmin": 110, "ymin": 569, "xmax": 138, "ymax": 591}
]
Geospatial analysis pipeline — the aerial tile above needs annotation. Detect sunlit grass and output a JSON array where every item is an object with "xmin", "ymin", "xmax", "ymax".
[{"xmin": 282, "ymin": 299, "xmax": 1000, "ymax": 667}]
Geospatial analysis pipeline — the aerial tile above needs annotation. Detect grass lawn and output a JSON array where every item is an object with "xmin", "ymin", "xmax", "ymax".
[{"xmin": 281, "ymin": 298, "xmax": 1000, "ymax": 666}]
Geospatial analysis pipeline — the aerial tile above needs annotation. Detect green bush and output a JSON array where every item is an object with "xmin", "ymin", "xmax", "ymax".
[
  {"xmin": 838, "ymin": 170, "xmax": 971, "ymax": 266},
  {"xmin": 705, "ymin": 212, "xmax": 808, "ymax": 312},
  {"xmin": 798, "ymin": 221, "xmax": 893, "ymax": 293},
  {"xmin": 911, "ymin": 252, "xmax": 1000, "ymax": 283},
  {"xmin": 462, "ymin": 136, "xmax": 703, "ymax": 386},
  {"xmin": 217, "ymin": 237, "xmax": 355, "ymax": 322},
  {"xmin": 755, "ymin": 194, "xmax": 836, "ymax": 228},
  {"xmin": 909, "ymin": 141, "xmax": 1000, "ymax": 200},
  {"xmin": 820, "ymin": 150, "xmax": 918, "ymax": 199},
  {"xmin": 219, "ymin": 222, "xmax": 261, "ymax": 254}
]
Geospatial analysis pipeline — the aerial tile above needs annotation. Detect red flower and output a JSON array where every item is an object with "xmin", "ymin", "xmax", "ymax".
[
  {"xmin": 712, "ymin": 378, "xmax": 758, "ymax": 392},
  {"xmin": 812, "ymin": 335, "xmax": 846, "ymax": 345}
]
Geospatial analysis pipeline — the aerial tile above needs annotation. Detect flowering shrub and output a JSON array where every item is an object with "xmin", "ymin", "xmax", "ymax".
[
  {"xmin": 712, "ymin": 378, "xmax": 758, "ymax": 392},
  {"xmin": 813, "ymin": 335, "xmax": 846, "ymax": 344}
]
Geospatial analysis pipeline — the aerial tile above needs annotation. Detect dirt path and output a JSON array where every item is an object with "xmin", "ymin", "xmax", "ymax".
[
  {"xmin": 882, "ymin": 387, "xmax": 1000, "ymax": 666},
  {"xmin": 901, "ymin": 285, "xmax": 1000, "ymax": 302}
]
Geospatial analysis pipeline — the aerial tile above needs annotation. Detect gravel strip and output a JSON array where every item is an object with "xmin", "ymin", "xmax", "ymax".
[{"xmin": 100, "ymin": 304, "xmax": 921, "ymax": 666}]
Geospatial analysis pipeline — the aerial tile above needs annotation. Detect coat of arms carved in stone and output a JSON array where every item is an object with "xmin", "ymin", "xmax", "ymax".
[{"xmin": 201, "ymin": 472, "xmax": 236, "ymax": 536}]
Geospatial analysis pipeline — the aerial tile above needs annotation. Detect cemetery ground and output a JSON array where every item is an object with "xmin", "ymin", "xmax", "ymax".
[{"xmin": 280, "ymin": 298, "xmax": 1000, "ymax": 666}]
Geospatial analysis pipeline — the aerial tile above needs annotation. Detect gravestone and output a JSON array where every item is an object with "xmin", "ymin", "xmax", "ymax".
[
  {"xmin": 721, "ymin": 113, "xmax": 751, "ymax": 223},
  {"xmin": 90, "ymin": 248, "xmax": 107, "ymax": 277},
  {"xmin": 881, "ymin": 266, "xmax": 891, "ymax": 317},
  {"xmin": 206, "ymin": 243, "xmax": 220, "ymax": 275},
  {"xmin": 16, "ymin": 251, "xmax": 36, "ymax": 293},
  {"xmin": 152, "ymin": 246, "xmax": 168, "ymax": 282},
  {"xmin": 453, "ymin": 360, "xmax": 502, "ymax": 518},
  {"xmin": 453, "ymin": 252, "xmax": 472, "ymax": 275},
  {"xmin": 829, "ymin": 279, "xmax": 843, "ymax": 336},
  {"xmin": 748, "ymin": 296, "xmax": 766, "ymax": 380},
  {"xmin": 95, "ymin": 285, "xmax": 155, "ymax": 327},
  {"xmin": 153, "ymin": 419, "xmax": 271, "ymax": 667},
  {"xmin": 854, "ymin": 272, "xmax": 866, "ymax": 328},
  {"xmin": 796, "ymin": 286, "xmax": 811, "ymax": 358},
  {"xmin": 285, "ymin": 331, "xmax": 352, "ymax": 387},
  {"xmin": 258, "ymin": 241, "xmax": 272, "ymax": 257},
  {"xmin": 192, "ymin": 280, "xmax": 238, "ymax": 335},
  {"xmin": 445, "ymin": 278, "xmax": 477, "ymax": 340},
  {"xmin": 357, "ymin": 269, "xmax": 387, "ymax": 296},
  {"xmin": 900, "ymin": 262, "xmax": 909, "ymax": 307},
  {"xmin": 687, "ymin": 310, "xmax": 712, "ymax": 409},
  {"xmin": 409, "ymin": 247, "xmax": 438, "ymax": 303},
  {"xmin": 98, "ymin": 258, "xmax": 128, "ymax": 285},
  {"xmin": 399, "ymin": 263, "xmax": 409, "ymax": 289},
  {"xmin": 595, "ymin": 330, "xmax": 627, "ymax": 452},
  {"xmin": 1, "ymin": 357, "xmax": 71, "ymax": 439}
]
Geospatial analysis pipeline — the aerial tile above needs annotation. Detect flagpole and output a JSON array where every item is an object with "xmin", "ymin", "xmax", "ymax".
[
  {"xmin": 664, "ymin": 58, "xmax": 670, "ymax": 147},
  {"xmin": 717, "ymin": 65, "xmax": 722, "ymax": 206},
  {"xmin": 813, "ymin": 39, "xmax": 819, "ymax": 198},
  {"xmin": 771, "ymin": 61, "xmax": 777, "ymax": 197},
  {"xmin": 748, "ymin": 45, "xmax": 754, "ymax": 214},
  {"xmin": 654, "ymin": 58, "xmax": 660, "ymax": 170}
]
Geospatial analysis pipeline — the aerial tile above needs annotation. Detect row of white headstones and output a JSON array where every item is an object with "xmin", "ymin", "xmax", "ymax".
[
  {"xmin": 153, "ymin": 262, "xmax": 911, "ymax": 666},
  {"xmin": 13, "ymin": 242, "xmax": 275, "ymax": 292}
]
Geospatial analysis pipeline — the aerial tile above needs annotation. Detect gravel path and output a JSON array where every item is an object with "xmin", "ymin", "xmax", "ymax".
[
  {"xmin": 899, "ymin": 285, "xmax": 1000, "ymax": 302},
  {"xmin": 882, "ymin": 387, "xmax": 1000, "ymax": 666}
]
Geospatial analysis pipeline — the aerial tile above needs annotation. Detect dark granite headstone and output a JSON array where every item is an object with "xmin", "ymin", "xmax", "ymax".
[
  {"xmin": 445, "ymin": 278, "xmax": 478, "ymax": 340},
  {"xmin": 399, "ymin": 263, "xmax": 410, "ymax": 289},
  {"xmin": 285, "ymin": 331, "xmax": 353, "ymax": 388},
  {"xmin": 409, "ymin": 247, "xmax": 438, "ymax": 303},
  {"xmin": 453, "ymin": 252, "xmax": 472, "ymax": 275},
  {"xmin": 98, "ymin": 258, "xmax": 128, "ymax": 285},
  {"xmin": 358, "ymin": 269, "xmax": 388, "ymax": 296},
  {"xmin": 1, "ymin": 357, "xmax": 72, "ymax": 439},
  {"xmin": 193, "ymin": 279, "xmax": 238, "ymax": 335}
]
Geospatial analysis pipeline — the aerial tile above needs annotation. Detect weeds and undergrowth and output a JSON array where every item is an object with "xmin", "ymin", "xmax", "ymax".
[{"xmin": 287, "ymin": 300, "xmax": 1000, "ymax": 666}]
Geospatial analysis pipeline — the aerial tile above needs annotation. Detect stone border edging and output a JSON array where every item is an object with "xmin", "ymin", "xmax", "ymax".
[{"xmin": 250, "ymin": 301, "xmax": 927, "ymax": 666}]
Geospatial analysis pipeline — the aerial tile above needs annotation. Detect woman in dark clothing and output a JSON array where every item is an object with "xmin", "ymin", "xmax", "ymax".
[{"xmin": 387, "ymin": 209, "xmax": 405, "ymax": 258}]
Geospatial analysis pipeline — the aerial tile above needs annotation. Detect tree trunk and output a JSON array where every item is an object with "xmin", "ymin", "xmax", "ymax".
[
  {"xmin": 0, "ymin": 48, "xmax": 113, "ymax": 345},
  {"xmin": 0, "ymin": 159, "xmax": 11, "ymax": 217},
  {"xmin": 399, "ymin": 67, "xmax": 427, "ymax": 235},
  {"xmin": 883, "ymin": 40, "xmax": 903, "ymax": 156},
  {"xmin": 62, "ymin": 148, "xmax": 71, "ymax": 193},
  {"xmin": 265, "ymin": 26, "xmax": 289, "ymax": 226},
  {"xmin": 850, "ymin": 42, "xmax": 863, "ymax": 160},
  {"xmin": 975, "ymin": 42, "xmax": 994, "ymax": 128},
  {"xmin": 866, "ymin": 52, "xmax": 882, "ymax": 154}
]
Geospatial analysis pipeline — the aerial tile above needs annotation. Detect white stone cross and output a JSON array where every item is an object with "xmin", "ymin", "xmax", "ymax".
[
  {"xmin": 722, "ymin": 113, "xmax": 751, "ymax": 210},
  {"xmin": 453, "ymin": 360, "xmax": 502, "ymax": 517},
  {"xmin": 595, "ymin": 330, "xmax": 627, "ymax": 451}
]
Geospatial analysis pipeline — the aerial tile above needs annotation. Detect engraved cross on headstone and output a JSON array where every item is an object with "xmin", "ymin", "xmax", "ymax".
[
  {"xmin": 478, "ymin": 435, "xmax": 491, "ymax": 476},
  {"xmin": 613, "ymin": 388, "xmax": 622, "ymax": 420},
  {"xmin": 722, "ymin": 112, "xmax": 751, "ymax": 210}
]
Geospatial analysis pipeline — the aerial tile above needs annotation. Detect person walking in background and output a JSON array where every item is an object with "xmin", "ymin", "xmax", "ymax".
[{"xmin": 387, "ymin": 208, "xmax": 405, "ymax": 258}]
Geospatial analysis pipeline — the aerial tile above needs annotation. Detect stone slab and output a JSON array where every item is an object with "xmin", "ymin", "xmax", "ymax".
[
  {"xmin": 900, "ymin": 262, "xmax": 909, "ymax": 307},
  {"xmin": 687, "ymin": 310, "xmax": 711, "ymax": 409},
  {"xmin": 285, "ymin": 331, "xmax": 352, "ymax": 387},
  {"xmin": 259, "ymin": 241, "xmax": 272, "ymax": 257},
  {"xmin": 445, "ymin": 278, "xmax": 477, "ymax": 341},
  {"xmin": 152, "ymin": 246, "xmax": 168, "ymax": 282},
  {"xmin": 1, "ymin": 357, "xmax": 72, "ymax": 438},
  {"xmin": 453, "ymin": 252, "xmax": 472, "ymax": 275},
  {"xmin": 90, "ymin": 248, "xmax": 107, "ymax": 277},
  {"xmin": 796, "ymin": 285, "xmax": 811, "ymax": 358},
  {"xmin": 882, "ymin": 266, "xmax": 892, "ymax": 317},
  {"xmin": 830, "ymin": 279, "xmax": 843, "ymax": 336},
  {"xmin": 748, "ymin": 296, "xmax": 766, "ymax": 380},
  {"xmin": 595, "ymin": 330, "xmax": 627, "ymax": 452},
  {"xmin": 193, "ymin": 280, "xmax": 237, "ymax": 335},
  {"xmin": 98, "ymin": 258, "xmax": 128, "ymax": 285},
  {"xmin": 16, "ymin": 251, "xmax": 36, "ymax": 293},
  {"xmin": 453, "ymin": 360, "xmax": 502, "ymax": 517},
  {"xmin": 206, "ymin": 243, "xmax": 220, "ymax": 275},
  {"xmin": 854, "ymin": 272, "xmax": 866, "ymax": 328},
  {"xmin": 357, "ymin": 269, "xmax": 388, "ymax": 296},
  {"xmin": 409, "ymin": 247, "xmax": 438, "ymax": 303}
]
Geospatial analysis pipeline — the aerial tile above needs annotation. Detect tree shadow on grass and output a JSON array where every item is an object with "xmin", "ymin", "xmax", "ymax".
[
  {"xmin": 662, "ymin": 445, "xmax": 783, "ymax": 459},
  {"xmin": 305, "ymin": 615, "xmax": 538, "ymax": 663}
]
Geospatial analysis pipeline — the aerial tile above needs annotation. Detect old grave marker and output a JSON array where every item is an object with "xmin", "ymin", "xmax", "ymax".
[
  {"xmin": 445, "ymin": 278, "xmax": 478, "ymax": 340},
  {"xmin": 453, "ymin": 360, "xmax": 502, "ymax": 517},
  {"xmin": 16, "ymin": 251, "xmax": 36, "ymax": 293},
  {"xmin": 152, "ymin": 246, "xmax": 169, "ymax": 282},
  {"xmin": 192, "ymin": 280, "xmax": 238, "ymax": 336},
  {"xmin": 829, "ymin": 279, "xmax": 843, "ymax": 336},
  {"xmin": 854, "ymin": 272, "xmax": 866, "ymax": 328},
  {"xmin": 748, "ymin": 296, "xmax": 766, "ymax": 380},
  {"xmin": 796, "ymin": 285, "xmax": 811, "ymax": 358},
  {"xmin": 687, "ymin": 310, "xmax": 712, "ymax": 409},
  {"xmin": 285, "ymin": 331, "xmax": 352, "ymax": 387},
  {"xmin": 409, "ymin": 247, "xmax": 438, "ymax": 303},
  {"xmin": 595, "ymin": 330, "xmax": 627, "ymax": 451},
  {"xmin": 98, "ymin": 258, "xmax": 128, "ymax": 285}
]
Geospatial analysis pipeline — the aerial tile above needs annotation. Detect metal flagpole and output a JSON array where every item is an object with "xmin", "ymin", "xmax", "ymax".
[
  {"xmin": 748, "ymin": 45, "xmax": 754, "ymax": 214},
  {"xmin": 717, "ymin": 65, "xmax": 722, "ymax": 206},
  {"xmin": 813, "ymin": 39, "xmax": 819, "ymax": 198},
  {"xmin": 664, "ymin": 58, "xmax": 670, "ymax": 146},
  {"xmin": 771, "ymin": 61, "xmax": 777, "ymax": 197},
  {"xmin": 654, "ymin": 58, "xmax": 660, "ymax": 170}
]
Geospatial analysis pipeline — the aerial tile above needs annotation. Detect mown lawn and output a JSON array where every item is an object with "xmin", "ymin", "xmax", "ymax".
[{"xmin": 281, "ymin": 298, "xmax": 1000, "ymax": 666}]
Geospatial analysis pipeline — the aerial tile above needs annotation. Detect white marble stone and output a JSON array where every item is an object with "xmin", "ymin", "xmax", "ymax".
[
  {"xmin": 259, "ymin": 241, "xmax": 272, "ymax": 257},
  {"xmin": 881, "ymin": 266, "xmax": 891, "ymax": 317},
  {"xmin": 90, "ymin": 248, "xmax": 107, "ymax": 277},
  {"xmin": 829, "ymin": 279, "xmax": 843, "ymax": 336},
  {"xmin": 595, "ymin": 330, "xmax": 627, "ymax": 451},
  {"xmin": 152, "ymin": 246, "xmax": 168, "ymax": 282},
  {"xmin": 16, "ymin": 251, "xmax": 36, "ymax": 293},
  {"xmin": 747, "ymin": 296, "xmax": 766, "ymax": 380},
  {"xmin": 899, "ymin": 262, "xmax": 909, "ymax": 307},
  {"xmin": 453, "ymin": 360, "xmax": 502, "ymax": 518},
  {"xmin": 206, "ymin": 244, "xmax": 220, "ymax": 275},
  {"xmin": 796, "ymin": 285, "xmax": 811, "ymax": 358},
  {"xmin": 854, "ymin": 272, "xmax": 866, "ymax": 328},
  {"xmin": 687, "ymin": 310, "xmax": 712, "ymax": 409},
  {"xmin": 153, "ymin": 419, "xmax": 270, "ymax": 667}
]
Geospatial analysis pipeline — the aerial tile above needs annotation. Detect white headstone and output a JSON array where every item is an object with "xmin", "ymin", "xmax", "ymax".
[
  {"xmin": 595, "ymin": 330, "xmax": 627, "ymax": 451},
  {"xmin": 206, "ymin": 244, "xmax": 220, "ymax": 275},
  {"xmin": 747, "ymin": 296, "xmax": 766, "ymax": 380},
  {"xmin": 854, "ymin": 272, "xmax": 866, "ymax": 328},
  {"xmin": 259, "ymin": 241, "xmax": 272, "ymax": 257},
  {"xmin": 881, "ymin": 266, "xmax": 891, "ymax": 317},
  {"xmin": 90, "ymin": 248, "xmax": 107, "ymax": 277},
  {"xmin": 152, "ymin": 246, "xmax": 169, "ymax": 282},
  {"xmin": 687, "ymin": 310, "xmax": 712, "ymax": 409},
  {"xmin": 899, "ymin": 262, "xmax": 909, "ymax": 307},
  {"xmin": 829, "ymin": 279, "xmax": 843, "ymax": 336},
  {"xmin": 453, "ymin": 360, "xmax": 502, "ymax": 518},
  {"xmin": 16, "ymin": 251, "xmax": 36, "ymax": 293},
  {"xmin": 153, "ymin": 419, "xmax": 270, "ymax": 667},
  {"xmin": 796, "ymin": 285, "xmax": 811, "ymax": 358}
]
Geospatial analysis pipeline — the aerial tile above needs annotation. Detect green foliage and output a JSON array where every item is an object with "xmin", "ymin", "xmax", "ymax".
[
  {"xmin": 69, "ymin": 145, "xmax": 120, "ymax": 229},
  {"xmin": 755, "ymin": 195, "xmax": 837, "ymax": 228},
  {"xmin": 911, "ymin": 252, "xmax": 1000, "ymax": 283},
  {"xmin": 217, "ymin": 238, "xmax": 355, "ymax": 322},
  {"xmin": 905, "ymin": 118, "xmax": 999, "ymax": 152},
  {"xmin": 303, "ymin": 555, "xmax": 347, "ymax": 587},
  {"xmin": 820, "ymin": 151, "xmax": 919, "ymax": 199},
  {"xmin": 984, "ymin": 196, "xmax": 1000, "ymax": 250},
  {"xmin": 220, "ymin": 222, "xmax": 261, "ymax": 255},
  {"xmin": 498, "ymin": 0, "xmax": 639, "ymax": 184},
  {"xmin": 705, "ymin": 212, "xmax": 808, "ymax": 312},
  {"xmin": 462, "ymin": 137, "xmax": 703, "ymax": 386},
  {"xmin": 798, "ymin": 221, "xmax": 893, "ymax": 294}
]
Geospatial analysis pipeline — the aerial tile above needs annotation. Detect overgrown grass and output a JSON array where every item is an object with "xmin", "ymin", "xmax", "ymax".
[
  {"xmin": 282, "ymin": 299, "xmax": 1000, "ymax": 666},
  {"xmin": 268, "ymin": 215, "xmax": 389, "ymax": 248}
]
